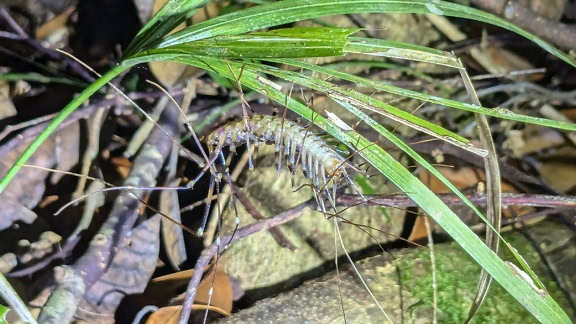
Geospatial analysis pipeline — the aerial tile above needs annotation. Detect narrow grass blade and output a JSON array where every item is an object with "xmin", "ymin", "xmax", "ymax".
[
  {"xmin": 345, "ymin": 37, "xmax": 461, "ymax": 68},
  {"xmin": 168, "ymin": 56, "xmax": 571, "ymax": 323},
  {"xmin": 272, "ymin": 59, "xmax": 576, "ymax": 131},
  {"xmin": 156, "ymin": 0, "xmax": 575, "ymax": 67},
  {"xmin": 124, "ymin": 27, "xmax": 358, "ymax": 65},
  {"xmin": 124, "ymin": 0, "xmax": 209, "ymax": 57}
]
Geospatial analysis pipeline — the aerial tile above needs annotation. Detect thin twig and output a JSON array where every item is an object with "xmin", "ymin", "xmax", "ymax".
[
  {"xmin": 0, "ymin": 8, "xmax": 95, "ymax": 82},
  {"xmin": 336, "ymin": 193, "xmax": 576, "ymax": 209},
  {"xmin": 0, "ymin": 98, "xmax": 115, "ymax": 158},
  {"xmin": 230, "ymin": 183, "xmax": 297, "ymax": 250},
  {"xmin": 178, "ymin": 201, "xmax": 313, "ymax": 324},
  {"xmin": 0, "ymin": 8, "xmax": 28, "ymax": 38}
]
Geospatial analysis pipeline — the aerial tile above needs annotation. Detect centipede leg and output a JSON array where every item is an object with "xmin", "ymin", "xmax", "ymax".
[
  {"xmin": 275, "ymin": 126, "xmax": 283, "ymax": 173},
  {"xmin": 344, "ymin": 172, "xmax": 367, "ymax": 201},
  {"xmin": 245, "ymin": 132, "xmax": 254, "ymax": 171},
  {"xmin": 311, "ymin": 159, "xmax": 328, "ymax": 214},
  {"xmin": 187, "ymin": 150, "xmax": 220, "ymax": 189},
  {"xmin": 197, "ymin": 172, "xmax": 216, "ymax": 237},
  {"xmin": 219, "ymin": 151, "xmax": 240, "ymax": 230}
]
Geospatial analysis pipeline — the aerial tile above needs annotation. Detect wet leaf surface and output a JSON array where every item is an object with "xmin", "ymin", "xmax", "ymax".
[{"xmin": 75, "ymin": 215, "xmax": 161, "ymax": 323}]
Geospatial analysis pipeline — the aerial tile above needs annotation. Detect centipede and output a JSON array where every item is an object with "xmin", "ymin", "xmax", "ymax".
[{"xmin": 191, "ymin": 114, "xmax": 364, "ymax": 236}]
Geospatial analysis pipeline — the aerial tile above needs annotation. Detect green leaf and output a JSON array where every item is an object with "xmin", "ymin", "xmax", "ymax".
[
  {"xmin": 345, "ymin": 37, "xmax": 461, "ymax": 68},
  {"xmin": 124, "ymin": 0, "xmax": 209, "ymax": 57},
  {"xmin": 0, "ymin": 72, "xmax": 89, "ymax": 87},
  {"xmin": 245, "ymin": 62, "xmax": 492, "ymax": 157},
  {"xmin": 155, "ymin": 0, "xmax": 575, "ymax": 67},
  {"xmin": 168, "ymin": 56, "xmax": 571, "ymax": 323},
  {"xmin": 124, "ymin": 27, "xmax": 358, "ymax": 65},
  {"xmin": 0, "ymin": 305, "xmax": 9, "ymax": 324},
  {"xmin": 272, "ymin": 59, "xmax": 576, "ymax": 132}
]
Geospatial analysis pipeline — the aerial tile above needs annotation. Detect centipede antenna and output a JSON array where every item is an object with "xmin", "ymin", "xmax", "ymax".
[
  {"xmin": 202, "ymin": 265, "xmax": 217, "ymax": 324},
  {"xmin": 145, "ymin": 80, "xmax": 209, "ymax": 170},
  {"xmin": 334, "ymin": 216, "xmax": 393, "ymax": 323}
]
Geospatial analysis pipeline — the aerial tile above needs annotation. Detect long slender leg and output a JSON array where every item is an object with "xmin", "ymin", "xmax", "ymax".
[
  {"xmin": 333, "ymin": 216, "xmax": 392, "ymax": 323},
  {"xmin": 218, "ymin": 151, "xmax": 240, "ymax": 230},
  {"xmin": 197, "ymin": 173, "xmax": 216, "ymax": 237},
  {"xmin": 344, "ymin": 172, "xmax": 367, "ymax": 201},
  {"xmin": 333, "ymin": 217, "xmax": 347, "ymax": 323}
]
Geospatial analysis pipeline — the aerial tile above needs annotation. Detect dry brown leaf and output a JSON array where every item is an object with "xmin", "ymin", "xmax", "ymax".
[
  {"xmin": 145, "ymin": 265, "xmax": 233, "ymax": 314},
  {"xmin": 35, "ymin": 6, "xmax": 75, "ymax": 40},
  {"xmin": 470, "ymin": 45, "xmax": 537, "ymax": 79},
  {"xmin": 561, "ymin": 108, "xmax": 576, "ymax": 121},
  {"xmin": 52, "ymin": 122, "xmax": 80, "ymax": 183},
  {"xmin": 110, "ymin": 156, "xmax": 133, "ymax": 178},
  {"xmin": 75, "ymin": 215, "xmax": 161, "ymax": 323},
  {"xmin": 160, "ymin": 183, "xmax": 187, "ymax": 270},
  {"xmin": 537, "ymin": 157, "xmax": 576, "ymax": 193},
  {"xmin": 0, "ymin": 121, "xmax": 80, "ymax": 230},
  {"xmin": 146, "ymin": 304, "xmax": 230, "ymax": 324},
  {"xmin": 0, "ymin": 136, "xmax": 55, "ymax": 230}
]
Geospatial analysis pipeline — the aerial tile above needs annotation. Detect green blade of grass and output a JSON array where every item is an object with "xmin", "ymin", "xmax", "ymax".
[
  {"xmin": 243, "ymin": 62, "xmax": 491, "ymax": 157},
  {"xmin": 123, "ymin": 0, "xmax": 209, "ymax": 57},
  {"xmin": 345, "ymin": 37, "xmax": 461, "ymax": 68},
  {"xmin": 272, "ymin": 58, "xmax": 576, "ymax": 132},
  {"xmin": 155, "ymin": 0, "xmax": 575, "ymax": 67},
  {"xmin": 169, "ymin": 55, "xmax": 571, "ymax": 323},
  {"xmin": 264, "ymin": 58, "xmax": 550, "ymax": 289},
  {"xmin": 123, "ymin": 27, "xmax": 358, "ymax": 65},
  {"xmin": 320, "ymin": 60, "xmax": 435, "ymax": 82},
  {"xmin": 0, "ymin": 72, "xmax": 89, "ymax": 88}
]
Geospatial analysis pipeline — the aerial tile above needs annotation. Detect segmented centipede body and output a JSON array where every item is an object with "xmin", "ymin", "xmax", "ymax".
[
  {"xmin": 205, "ymin": 114, "xmax": 352, "ymax": 186},
  {"xmin": 192, "ymin": 114, "xmax": 361, "ymax": 236}
]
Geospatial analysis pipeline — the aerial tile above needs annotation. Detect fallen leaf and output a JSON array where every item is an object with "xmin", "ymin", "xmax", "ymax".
[
  {"xmin": 160, "ymin": 182, "xmax": 187, "ymax": 270},
  {"xmin": 52, "ymin": 122, "xmax": 80, "ymax": 183},
  {"xmin": 145, "ymin": 265, "xmax": 233, "ymax": 315},
  {"xmin": 75, "ymin": 215, "xmax": 161, "ymax": 323},
  {"xmin": 146, "ymin": 304, "xmax": 229, "ymax": 324},
  {"xmin": 110, "ymin": 156, "xmax": 133, "ymax": 178},
  {"xmin": 35, "ymin": 6, "xmax": 75, "ymax": 41},
  {"xmin": 0, "ymin": 123, "xmax": 80, "ymax": 230}
]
